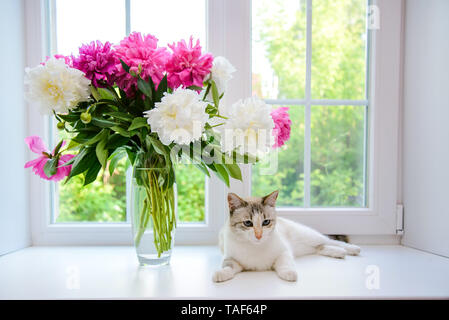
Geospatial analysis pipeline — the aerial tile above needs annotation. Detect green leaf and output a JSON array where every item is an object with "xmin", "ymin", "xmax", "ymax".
[
  {"xmin": 128, "ymin": 117, "xmax": 148, "ymax": 131},
  {"xmin": 85, "ymin": 129, "xmax": 108, "ymax": 145},
  {"xmin": 154, "ymin": 74, "xmax": 167, "ymax": 102},
  {"xmin": 67, "ymin": 147, "xmax": 97, "ymax": 180},
  {"xmin": 147, "ymin": 135, "xmax": 167, "ymax": 157},
  {"xmin": 108, "ymin": 148, "xmax": 126, "ymax": 176},
  {"xmin": 120, "ymin": 59, "xmax": 130, "ymax": 73},
  {"xmin": 211, "ymin": 163, "xmax": 230, "ymax": 187},
  {"xmin": 111, "ymin": 126, "xmax": 131, "ymax": 137},
  {"xmin": 90, "ymin": 86, "xmax": 101, "ymax": 101},
  {"xmin": 97, "ymin": 87, "xmax": 116, "ymax": 101},
  {"xmin": 107, "ymin": 134, "xmax": 129, "ymax": 150},
  {"xmin": 58, "ymin": 113, "xmax": 81, "ymax": 122},
  {"xmin": 52, "ymin": 139, "xmax": 64, "ymax": 156},
  {"xmin": 194, "ymin": 163, "xmax": 210, "ymax": 177},
  {"xmin": 96, "ymin": 133, "xmax": 109, "ymax": 168},
  {"xmin": 90, "ymin": 117, "xmax": 116, "ymax": 128},
  {"xmin": 206, "ymin": 104, "xmax": 217, "ymax": 115},
  {"xmin": 66, "ymin": 140, "xmax": 80, "ymax": 151},
  {"xmin": 43, "ymin": 157, "xmax": 58, "ymax": 177},
  {"xmin": 223, "ymin": 163, "xmax": 242, "ymax": 181},
  {"xmin": 187, "ymin": 85, "xmax": 203, "ymax": 91},
  {"xmin": 203, "ymin": 82, "xmax": 211, "ymax": 100},
  {"xmin": 83, "ymin": 160, "xmax": 101, "ymax": 186},
  {"xmin": 126, "ymin": 148, "xmax": 136, "ymax": 166},
  {"xmin": 211, "ymin": 80, "xmax": 220, "ymax": 108},
  {"xmin": 104, "ymin": 111, "xmax": 133, "ymax": 122},
  {"xmin": 137, "ymin": 77, "xmax": 153, "ymax": 99}
]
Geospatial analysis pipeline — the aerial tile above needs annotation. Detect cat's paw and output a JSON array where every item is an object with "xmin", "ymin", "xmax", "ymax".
[
  {"xmin": 345, "ymin": 244, "xmax": 361, "ymax": 256},
  {"xmin": 276, "ymin": 268, "xmax": 298, "ymax": 282},
  {"xmin": 212, "ymin": 268, "xmax": 234, "ymax": 283}
]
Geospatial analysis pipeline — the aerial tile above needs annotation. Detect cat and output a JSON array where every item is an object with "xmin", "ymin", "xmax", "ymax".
[{"xmin": 213, "ymin": 190, "xmax": 361, "ymax": 282}]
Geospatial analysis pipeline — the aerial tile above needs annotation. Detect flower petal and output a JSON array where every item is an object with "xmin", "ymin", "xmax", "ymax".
[{"xmin": 25, "ymin": 136, "xmax": 48, "ymax": 154}]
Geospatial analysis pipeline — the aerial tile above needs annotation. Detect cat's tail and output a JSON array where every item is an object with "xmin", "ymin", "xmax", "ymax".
[{"xmin": 324, "ymin": 237, "xmax": 361, "ymax": 256}]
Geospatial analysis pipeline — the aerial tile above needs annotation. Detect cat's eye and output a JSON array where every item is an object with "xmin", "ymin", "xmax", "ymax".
[
  {"xmin": 262, "ymin": 219, "xmax": 271, "ymax": 226},
  {"xmin": 243, "ymin": 220, "xmax": 253, "ymax": 227}
]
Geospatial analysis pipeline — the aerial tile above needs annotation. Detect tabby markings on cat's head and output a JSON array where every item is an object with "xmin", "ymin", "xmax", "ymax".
[{"xmin": 227, "ymin": 190, "xmax": 279, "ymax": 244}]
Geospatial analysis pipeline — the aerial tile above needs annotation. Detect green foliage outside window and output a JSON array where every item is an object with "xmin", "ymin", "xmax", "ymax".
[{"xmin": 252, "ymin": 0, "xmax": 367, "ymax": 207}]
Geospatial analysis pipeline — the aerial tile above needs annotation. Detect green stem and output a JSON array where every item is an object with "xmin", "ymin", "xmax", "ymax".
[{"xmin": 134, "ymin": 167, "xmax": 176, "ymax": 258}]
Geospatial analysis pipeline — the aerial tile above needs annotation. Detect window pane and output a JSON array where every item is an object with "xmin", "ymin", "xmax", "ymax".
[
  {"xmin": 310, "ymin": 106, "xmax": 366, "ymax": 207},
  {"xmin": 130, "ymin": 0, "xmax": 206, "ymax": 47},
  {"xmin": 55, "ymin": 0, "xmax": 126, "ymax": 55},
  {"xmin": 311, "ymin": 0, "xmax": 367, "ymax": 100},
  {"xmin": 56, "ymin": 131, "xmax": 127, "ymax": 222},
  {"xmin": 54, "ymin": 0, "xmax": 127, "ymax": 222},
  {"xmin": 252, "ymin": 0, "xmax": 306, "ymax": 99},
  {"xmin": 175, "ymin": 165, "xmax": 205, "ymax": 222},
  {"xmin": 252, "ymin": 106, "xmax": 304, "ymax": 206}
]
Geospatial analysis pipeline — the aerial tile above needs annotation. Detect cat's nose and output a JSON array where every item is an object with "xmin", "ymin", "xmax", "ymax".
[{"xmin": 255, "ymin": 229, "xmax": 263, "ymax": 240}]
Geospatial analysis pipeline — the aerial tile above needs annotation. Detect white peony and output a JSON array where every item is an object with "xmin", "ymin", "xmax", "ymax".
[
  {"xmin": 220, "ymin": 96, "xmax": 275, "ymax": 156},
  {"xmin": 24, "ymin": 57, "xmax": 91, "ymax": 114},
  {"xmin": 144, "ymin": 88, "xmax": 209, "ymax": 146},
  {"xmin": 207, "ymin": 56, "xmax": 236, "ymax": 97}
]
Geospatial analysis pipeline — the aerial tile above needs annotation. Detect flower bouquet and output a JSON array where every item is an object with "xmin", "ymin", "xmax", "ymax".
[{"xmin": 24, "ymin": 33, "xmax": 291, "ymax": 265}]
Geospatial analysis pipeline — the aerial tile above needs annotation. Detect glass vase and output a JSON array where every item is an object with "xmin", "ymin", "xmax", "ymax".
[{"xmin": 130, "ymin": 156, "xmax": 177, "ymax": 266}]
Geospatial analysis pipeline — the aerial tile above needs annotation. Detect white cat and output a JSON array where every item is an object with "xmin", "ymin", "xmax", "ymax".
[{"xmin": 213, "ymin": 190, "xmax": 361, "ymax": 282}]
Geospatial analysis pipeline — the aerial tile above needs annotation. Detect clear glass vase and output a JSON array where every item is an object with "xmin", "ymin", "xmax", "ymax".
[{"xmin": 130, "ymin": 156, "xmax": 177, "ymax": 266}]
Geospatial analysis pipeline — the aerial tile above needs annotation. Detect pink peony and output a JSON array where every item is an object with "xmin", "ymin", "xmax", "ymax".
[
  {"xmin": 72, "ymin": 41, "xmax": 118, "ymax": 87},
  {"xmin": 24, "ymin": 136, "xmax": 75, "ymax": 181},
  {"xmin": 166, "ymin": 37, "xmax": 213, "ymax": 89},
  {"xmin": 271, "ymin": 107, "xmax": 292, "ymax": 148},
  {"xmin": 42, "ymin": 54, "xmax": 72, "ymax": 66},
  {"xmin": 114, "ymin": 32, "xmax": 169, "ymax": 97}
]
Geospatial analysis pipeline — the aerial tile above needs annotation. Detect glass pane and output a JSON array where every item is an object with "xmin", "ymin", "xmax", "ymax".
[
  {"xmin": 252, "ymin": 0, "xmax": 306, "ymax": 99},
  {"xmin": 175, "ymin": 165, "xmax": 205, "ymax": 223},
  {"xmin": 252, "ymin": 106, "xmax": 304, "ymax": 206},
  {"xmin": 56, "ymin": 130, "xmax": 127, "ymax": 222},
  {"xmin": 54, "ymin": 0, "xmax": 207, "ymax": 223},
  {"xmin": 311, "ymin": 0, "xmax": 367, "ymax": 100},
  {"xmin": 310, "ymin": 106, "xmax": 366, "ymax": 207},
  {"xmin": 55, "ymin": 0, "xmax": 127, "ymax": 222},
  {"xmin": 55, "ymin": 0, "xmax": 126, "ymax": 55},
  {"xmin": 131, "ymin": 0, "xmax": 206, "ymax": 47}
]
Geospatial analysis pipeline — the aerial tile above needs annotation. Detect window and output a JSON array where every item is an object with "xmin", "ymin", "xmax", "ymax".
[
  {"xmin": 26, "ymin": 0, "xmax": 403, "ymax": 244},
  {"xmin": 251, "ymin": 0, "xmax": 368, "ymax": 208},
  {"xmin": 50, "ymin": 0, "xmax": 207, "ymax": 224}
]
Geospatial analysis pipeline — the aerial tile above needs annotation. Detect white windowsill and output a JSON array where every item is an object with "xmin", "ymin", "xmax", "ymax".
[{"xmin": 0, "ymin": 245, "xmax": 448, "ymax": 299}]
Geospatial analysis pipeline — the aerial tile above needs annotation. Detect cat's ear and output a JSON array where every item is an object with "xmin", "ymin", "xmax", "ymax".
[
  {"xmin": 262, "ymin": 190, "xmax": 279, "ymax": 207},
  {"xmin": 227, "ymin": 193, "xmax": 247, "ymax": 214}
]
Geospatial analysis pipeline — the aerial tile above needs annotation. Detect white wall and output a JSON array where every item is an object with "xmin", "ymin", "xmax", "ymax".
[
  {"xmin": 401, "ymin": 0, "xmax": 449, "ymax": 257},
  {"xmin": 0, "ymin": 0, "xmax": 30, "ymax": 255}
]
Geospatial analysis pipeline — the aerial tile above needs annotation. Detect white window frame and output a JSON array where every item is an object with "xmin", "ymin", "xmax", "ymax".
[
  {"xmin": 26, "ymin": 0, "xmax": 228, "ymax": 245},
  {"xmin": 230, "ymin": 0, "xmax": 403, "ymax": 235},
  {"xmin": 26, "ymin": 0, "xmax": 403, "ymax": 245}
]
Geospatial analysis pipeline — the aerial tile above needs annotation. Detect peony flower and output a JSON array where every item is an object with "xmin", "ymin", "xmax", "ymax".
[
  {"xmin": 114, "ymin": 32, "xmax": 169, "ymax": 97},
  {"xmin": 24, "ymin": 136, "xmax": 75, "ymax": 181},
  {"xmin": 72, "ymin": 41, "xmax": 118, "ymax": 87},
  {"xmin": 207, "ymin": 56, "xmax": 236, "ymax": 95},
  {"xmin": 166, "ymin": 37, "xmax": 213, "ymax": 89},
  {"xmin": 42, "ymin": 54, "xmax": 72, "ymax": 66},
  {"xmin": 221, "ymin": 96, "xmax": 275, "ymax": 156},
  {"xmin": 271, "ymin": 107, "xmax": 291, "ymax": 148},
  {"xmin": 144, "ymin": 88, "xmax": 208, "ymax": 145},
  {"xmin": 24, "ymin": 57, "xmax": 91, "ymax": 114}
]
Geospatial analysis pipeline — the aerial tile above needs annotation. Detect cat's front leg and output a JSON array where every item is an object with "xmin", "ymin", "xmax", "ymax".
[
  {"xmin": 273, "ymin": 251, "xmax": 298, "ymax": 282},
  {"xmin": 212, "ymin": 258, "xmax": 243, "ymax": 283}
]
